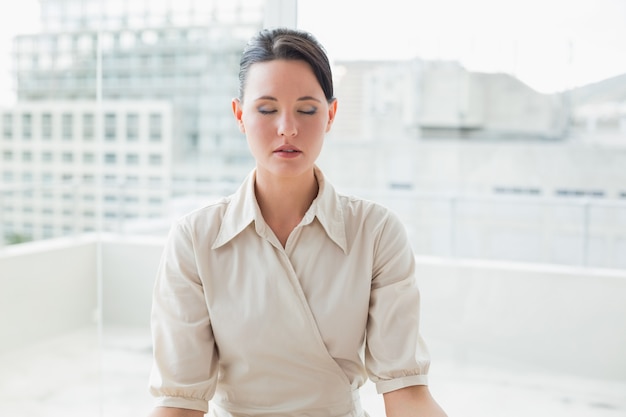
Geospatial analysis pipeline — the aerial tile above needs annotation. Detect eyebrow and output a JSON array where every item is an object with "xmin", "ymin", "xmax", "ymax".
[{"xmin": 254, "ymin": 95, "xmax": 322, "ymax": 103}]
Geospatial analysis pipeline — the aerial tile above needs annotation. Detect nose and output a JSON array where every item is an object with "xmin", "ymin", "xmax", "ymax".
[{"xmin": 277, "ymin": 113, "xmax": 297, "ymax": 137}]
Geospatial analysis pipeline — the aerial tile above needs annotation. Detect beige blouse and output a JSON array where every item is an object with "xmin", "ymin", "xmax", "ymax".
[{"xmin": 149, "ymin": 167, "xmax": 430, "ymax": 417}]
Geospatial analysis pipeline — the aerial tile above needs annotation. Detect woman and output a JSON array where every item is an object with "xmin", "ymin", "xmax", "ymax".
[{"xmin": 148, "ymin": 27, "xmax": 447, "ymax": 417}]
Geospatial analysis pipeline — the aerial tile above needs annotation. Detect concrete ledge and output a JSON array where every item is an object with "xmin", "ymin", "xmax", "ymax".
[{"xmin": 0, "ymin": 236, "xmax": 98, "ymax": 352}]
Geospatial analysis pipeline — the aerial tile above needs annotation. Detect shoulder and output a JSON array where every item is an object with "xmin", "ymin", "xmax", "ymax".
[
  {"xmin": 338, "ymin": 192, "xmax": 397, "ymax": 223},
  {"xmin": 336, "ymin": 192, "xmax": 406, "ymax": 240}
]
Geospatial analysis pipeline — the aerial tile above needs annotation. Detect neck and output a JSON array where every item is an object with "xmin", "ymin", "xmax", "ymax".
[
  {"xmin": 253, "ymin": 168, "xmax": 319, "ymax": 247},
  {"xmin": 254, "ymin": 168, "xmax": 319, "ymax": 221}
]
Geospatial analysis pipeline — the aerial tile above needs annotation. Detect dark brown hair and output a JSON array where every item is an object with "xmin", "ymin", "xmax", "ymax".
[{"xmin": 237, "ymin": 27, "xmax": 334, "ymax": 103}]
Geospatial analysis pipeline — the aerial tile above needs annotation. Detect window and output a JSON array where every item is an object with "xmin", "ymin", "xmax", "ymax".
[
  {"xmin": 2, "ymin": 150, "xmax": 12, "ymax": 161},
  {"xmin": 42, "ymin": 152, "xmax": 53, "ymax": 162},
  {"xmin": 121, "ymin": 31, "xmax": 137, "ymax": 48},
  {"xmin": 555, "ymin": 189, "xmax": 606, "ymax": 198},
  {"xmin": 22, "ymin": 151, "xmax": 33, "ymax": 162},
  {"xmin": 62, "ymin": 113, "xmax": 73, "ymax": 140},
  {"xmin": 78, "ymin": 34, "xmax": 93, "ymax": 51},
  {"xmin": 42, "ymin": 113, "xmax": 52, "ymax": 140},
  {"xmin": 149, "ymin": 154, "xmax": 162, "ymax": 165},
  {"xmin": 105, "ymin": 113, "xmax": 116, "ymax": 140},
  {"xmin": 42, "ymin": 225, "xmax": 55, "ymax": 238},
  {"xmin": 22, "ymin": 113, "xmax": 32, "ymax": 139},
  {"xmin": 104, "ymin": 153, "xmax": 117, "ymax": 164},
  {"xmin": 83, "ymin": 113, "xmax": 94, "ymax": 140},
  {"xmin": 83, "ymin": 152, "xmax": 95, "ymax": 163},
  {"xmin": 2, "ymin": 113, "xmax": 12, "ymax": 139},
  {"xmin": 126, "ymin": 113, "xmax": 139, "ymax": 141},
  {"xmin": 126, "ymin": 153, "xmax": 139, "ymax": 164},
  {"xmin": 494, "ymin": 186, "xmax": 542, "ymax": 196},
  {"xmin": 149, "ymin": 113, "xmax": 162, "ymax": 141},
  {"xmin": 62, "ymin": 152, "xmax": 73, "ymax": 163}
]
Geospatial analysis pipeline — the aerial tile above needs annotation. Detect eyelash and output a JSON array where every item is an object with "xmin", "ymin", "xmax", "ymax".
[{"xmin": 257, "ymin": 109, "xmax": 317, "ymax": 115}]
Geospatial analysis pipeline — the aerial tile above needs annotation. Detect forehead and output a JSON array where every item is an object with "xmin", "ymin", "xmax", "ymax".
[{"xmin": 244, "ymin": 59, "xmax": 322, "ymax": 96}]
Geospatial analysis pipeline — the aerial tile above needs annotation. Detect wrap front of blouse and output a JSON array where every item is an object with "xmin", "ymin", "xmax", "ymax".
[{"xmin": 149, "ymin": 167, "xmax": 430, "ymax": 416}]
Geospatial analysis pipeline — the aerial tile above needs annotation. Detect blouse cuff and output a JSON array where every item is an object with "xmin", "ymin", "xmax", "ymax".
[
  {"xmin": 374, "ymin": 374, "xmax": 429, "ymax": 394},
  {"xmin": 154, "ymin": 395, "xmax": 209, "ymax": 413}
]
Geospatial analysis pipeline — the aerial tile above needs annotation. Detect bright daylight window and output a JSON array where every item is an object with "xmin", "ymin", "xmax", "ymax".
[{"xmin": 0, "ymin": 0, "xmax": 625, "ymax": 416}]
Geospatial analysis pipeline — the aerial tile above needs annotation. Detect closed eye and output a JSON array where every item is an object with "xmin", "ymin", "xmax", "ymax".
[
  {"xmin": 258, "ymin": 108, "xmax": 277, "ymax": 115},
  {"xmin": 298, "ymin": 108, "xmax": 317, "ymax": 115}
]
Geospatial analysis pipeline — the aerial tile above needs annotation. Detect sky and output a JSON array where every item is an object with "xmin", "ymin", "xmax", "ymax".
[
  {"xmin": 298, "ymin": 0, "xmax": 626, "ymax": 93},
  {"xmin": 0, "ymin": 0, "xmax": 40, "ymax": 105},
  {"xmin": 1, "ymin": 0, "xmax": 625, "ymax": 102}
]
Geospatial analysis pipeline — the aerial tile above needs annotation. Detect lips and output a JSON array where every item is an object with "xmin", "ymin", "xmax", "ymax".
[{"xmin": 273, "ymin": 145, "xmax": 301, "ymax": 154}]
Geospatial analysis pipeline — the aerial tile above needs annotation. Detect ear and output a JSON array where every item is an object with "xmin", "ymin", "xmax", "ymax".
[
  {"xmin": 325, "ymin": 99, "xmax": 338, "ymax": 133},
  {"xmin": 232, "ymin": 98, "xmax": 245, "ymax": 133}
]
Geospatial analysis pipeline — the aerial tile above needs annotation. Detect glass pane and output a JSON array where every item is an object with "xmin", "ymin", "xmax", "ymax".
[
  {"xmin": 297, "ymin": 1, "xmax": 626, "ymax": 416},
  {"xmin": 2, "ymin": 0, "xmax": 625, "ymax": 416},
  {"xmin": 0, "ymin": 0, "xmax": 265, "ymax": 415}
]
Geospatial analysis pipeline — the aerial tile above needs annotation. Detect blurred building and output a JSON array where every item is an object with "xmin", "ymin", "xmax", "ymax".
[
  {"xmin": 12, "ymin": 0, "xmax": 263, "ymax": 166},
  {"xmin": 330, "ymin": 59, "xmax": 568, "ymax": 142},
  {"xmin": 0, "ymin": 100, "xmax": 173, "ymax": 241},
  {"xmin": 1, "ymin": 0, "xmax": 264, "ymax": 243},
  {"xmin": 2, "ymin": 0, "xmax": 626, "ymax": 248},
  {"xmin": 322, "ymin": 59, "xmax": 626, "ymax": 199},
  {"xmin": 569, "ymin": 73, "xmax": 626, "ymax": 144}
]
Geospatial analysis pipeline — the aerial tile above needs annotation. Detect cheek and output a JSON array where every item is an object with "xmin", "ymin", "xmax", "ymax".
[
  {"xmin": 301, "ymin": 116, "xmax": 328, "ymax": 132},
  {"xmin": 242, "ymin": 115, "xmax": 272, "ymax": 135}
]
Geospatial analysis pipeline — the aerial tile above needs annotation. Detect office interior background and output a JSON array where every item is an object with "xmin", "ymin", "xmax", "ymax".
[{"xmin": 1, "ymin": 1, "xmax": 625, "ymax": 416}]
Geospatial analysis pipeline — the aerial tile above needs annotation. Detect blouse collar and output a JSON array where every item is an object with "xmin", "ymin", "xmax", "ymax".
[{"xmin": 212, "ymin": 166, "xmax": 347, "ymax": 254}]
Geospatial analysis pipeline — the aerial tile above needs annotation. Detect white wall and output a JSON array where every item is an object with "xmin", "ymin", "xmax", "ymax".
[
  {"xmin": 0, "ymin": 237, "xmax": 97, "ymax": 353},
  {"xmin": 0, "ymin": 235, "xmax": 163, "ymax": 354},
  {"xmin": 417, "ymin": 257, "xmax": 626, "ymax": 381},
  {"xmin": 101, "ymin": 236, "xmax": 163, "ymax": 327}
]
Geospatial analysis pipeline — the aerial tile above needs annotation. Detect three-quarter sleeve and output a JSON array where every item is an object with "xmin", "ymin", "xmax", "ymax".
[
  {"xmin": 149, "ymin": 221, "xmax": 219, "ymax": 413},
  {"xmin": 365, "ymin": 211, "xmax": 431, "ymax": 394}
]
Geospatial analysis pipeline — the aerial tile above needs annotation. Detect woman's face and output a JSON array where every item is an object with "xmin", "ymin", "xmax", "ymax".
[{"xmin": 232, "ymin": 59, "xmax": 337, "ymax": 181}]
